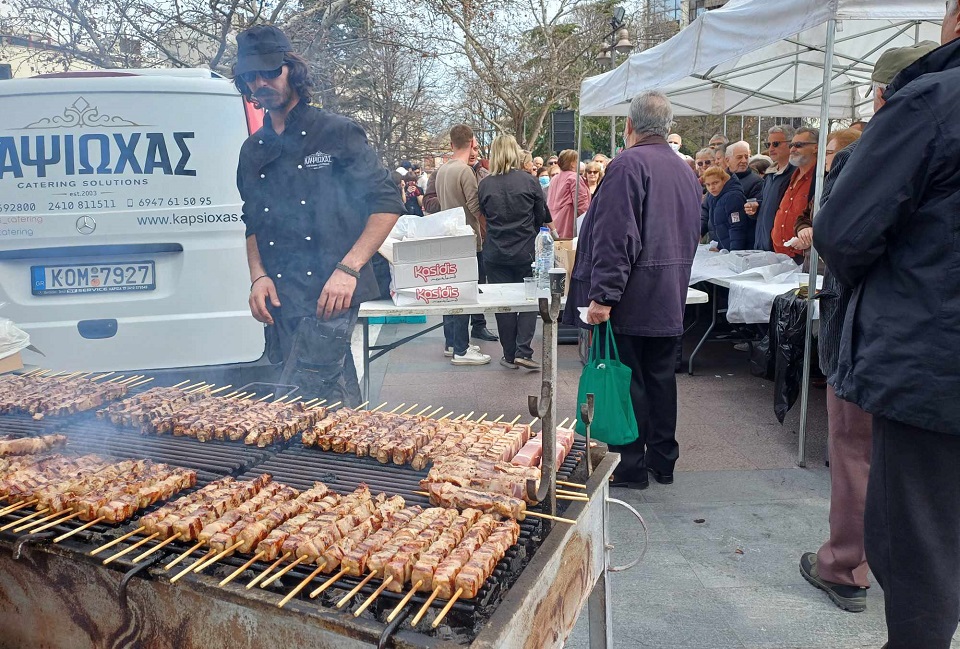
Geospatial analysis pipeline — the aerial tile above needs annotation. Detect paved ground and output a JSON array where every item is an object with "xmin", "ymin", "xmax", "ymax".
[{"xmin": 364, "ymin": 313, "xmax": 956, "ymax": 649}]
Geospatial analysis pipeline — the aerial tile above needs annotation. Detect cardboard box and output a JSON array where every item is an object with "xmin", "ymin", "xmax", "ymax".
[
  {"xmin": 379, "ymin": 233, "xmax": 476, "ymax": 265},
  {"xmin": 390, "ymin": 281, "xmax": 479, "ymax": 307},
  {"xmin": 0, "ymin": 351, "xmax": 24, "ymax": 375},
  {"xmin": 554, "ymin": 239, "xmax": 576, "ymax": 297},
  {"xmin": 389, "ymin": 255, "xmax": 479, "ymax": 290}
]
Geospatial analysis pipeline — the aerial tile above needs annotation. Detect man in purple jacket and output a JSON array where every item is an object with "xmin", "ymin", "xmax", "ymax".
[{"xmin": 563, "ymin": 91, "xmax": 702, "ymax": 489}]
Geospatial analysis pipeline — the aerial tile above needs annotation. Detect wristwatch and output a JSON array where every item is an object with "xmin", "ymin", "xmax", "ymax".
[{"xmin": 336, "ymin": 262, "xmax": 360, "ymax": 279}]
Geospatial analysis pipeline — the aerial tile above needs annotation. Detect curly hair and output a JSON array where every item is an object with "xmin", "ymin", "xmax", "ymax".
[{"xmin": 233, "ymin": 51, "xmax": 314, "ymax": 107}]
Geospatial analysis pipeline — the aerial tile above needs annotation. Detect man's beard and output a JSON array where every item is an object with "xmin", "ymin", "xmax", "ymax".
[
  {"xmin": 789, "ymin": 153, "xmax": 811, "ymax": 167},
  {"xmin": 254, "ymin": 87, "xmax": 289, "ymax": 110}
]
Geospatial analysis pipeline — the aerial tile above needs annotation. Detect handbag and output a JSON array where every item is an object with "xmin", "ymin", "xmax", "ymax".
[{"xmin": 575, "ymin": 322, "xmax": 639, "ymax": 446}]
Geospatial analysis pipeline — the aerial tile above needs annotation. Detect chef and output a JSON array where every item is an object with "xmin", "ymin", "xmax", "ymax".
[{"xmin": 233, "ymin": 25, "xmax": 403, "ymax": 405}]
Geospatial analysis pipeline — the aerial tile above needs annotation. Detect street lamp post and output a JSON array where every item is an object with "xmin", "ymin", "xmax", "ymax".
[{"xmin": 596, "ymin": 23, "xmax": 634, "ymax": 157}]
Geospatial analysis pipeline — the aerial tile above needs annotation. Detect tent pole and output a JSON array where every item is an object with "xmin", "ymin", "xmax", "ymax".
[
  {"xmin": 797, "ymin": 17, "xmax": 837, "ymax": 468},
  {"xmin": 758, "ymin": 116, "xmax": 763, "ymax": 153},
  {"xmin": 575, "ymin": 113, "xmax": 583, "ymax": 234}
]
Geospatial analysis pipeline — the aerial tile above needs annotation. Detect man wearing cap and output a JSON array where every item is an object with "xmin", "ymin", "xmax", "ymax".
[
  {"xmin": 795, "ymin": 40, "xmax": 938, "ymax": 617},
  {"xmin": 815, "ymin": 5, "xmax": 960, "ymax": 643},
  {"xmin": 233, "ymin": 25, "xmax": 404, "ymax": 406}
]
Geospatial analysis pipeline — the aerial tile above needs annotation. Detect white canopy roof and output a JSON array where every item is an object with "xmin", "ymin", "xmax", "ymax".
[{"xmin": 579, "ymin": 0, "xmax": 944, "ymax": 118}]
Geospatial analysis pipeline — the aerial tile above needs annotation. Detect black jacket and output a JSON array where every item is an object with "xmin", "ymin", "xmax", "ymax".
[
  {"xmin": 734, "ymin": 169, "xmax": 763, "ymax": 203},
  {"xmin": 478, "ymin": 170, "xmax": 549, "ymax": 266},
  {"xmin": 814, "ymin": 38, "xmax": 960, "ymax": 434},
  {"xmin": 754, "ymin": 164, "xmax": 795, "ymax": 251},
  {"xmin": 707, "ymin": 174, "xmax": 751, "ymax": 251},
  {"xmin": 238, "ymin": 102, "xmax": 404, "ymax": 318}
]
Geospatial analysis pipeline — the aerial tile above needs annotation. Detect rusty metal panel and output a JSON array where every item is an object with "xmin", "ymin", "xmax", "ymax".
[{"xmin": 468, "ymin": 454, "xmax": 617, "ymax": 649}]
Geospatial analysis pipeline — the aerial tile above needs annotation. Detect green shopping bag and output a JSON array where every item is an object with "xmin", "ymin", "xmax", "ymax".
[{"xmin": 575, "ymin": 322, "xmax": 639, "ymax": 445}]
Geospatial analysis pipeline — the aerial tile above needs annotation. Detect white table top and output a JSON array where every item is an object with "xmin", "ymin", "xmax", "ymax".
[
  {"xmin": 359, "ymin": 283, "xmax": 708, "ymax": 317},
  {"xmin": 707, "ymin": 274, "xmax": 822, "ymax": 324}
]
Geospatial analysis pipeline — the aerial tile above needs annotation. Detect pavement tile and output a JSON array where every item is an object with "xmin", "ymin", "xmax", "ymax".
[
  {"xmin": 639, "ymin": 469, "xmax": 831, "ymax": 505},
  {"xmin": 675, "ymin": 540, "xmax": 811, "ymax": 589}
]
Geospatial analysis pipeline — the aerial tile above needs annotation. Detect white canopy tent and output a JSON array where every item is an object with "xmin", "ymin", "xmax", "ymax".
[
  {"xmin": 579, "ymin": 0, "xmax": 943, "ymax": 119},
  {"xmin": 575, "ymin": 0, "xmax": 945, "ymax": 466}
]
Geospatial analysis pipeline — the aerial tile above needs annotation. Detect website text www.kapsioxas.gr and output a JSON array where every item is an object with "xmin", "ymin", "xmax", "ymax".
[{"xmin": 136, "ymin": 212, "xmax": 240, "ymax": 227}]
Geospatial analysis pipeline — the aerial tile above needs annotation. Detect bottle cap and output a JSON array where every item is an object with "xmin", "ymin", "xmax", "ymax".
[{"xmin": 540, "ymin": 227, "xmax": 549, "ymax": 232}]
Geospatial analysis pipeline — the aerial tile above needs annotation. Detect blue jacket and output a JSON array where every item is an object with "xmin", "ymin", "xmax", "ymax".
[
  {"xmin": 815, "ymin": 38, "xmax": 960, "ymax": 434},
  {"xmin": 707, "ymin": 174, "xmax": 751, "ymax": 251},
  {"xmin": 561, "ymin": 136, "xmax": 701, "ymax": 337},
  {"xmin": 754, "ymin": 164, "xmax": 795, "ymax": 251}
]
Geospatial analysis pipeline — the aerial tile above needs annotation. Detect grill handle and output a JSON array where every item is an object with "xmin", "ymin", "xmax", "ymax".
[{"xmin": 605, "ymin": 497, "xmax": 648, "ymax": 573}]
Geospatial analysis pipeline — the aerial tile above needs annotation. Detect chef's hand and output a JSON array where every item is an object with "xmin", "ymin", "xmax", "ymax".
[
  {"xmin": 249, "ymin": 277, "xmax": 280, "ymax": 325},
  {"xmin": 795, "ymin": 226, "xmax": 813, "ymax": 251},
  {"xmin": 586, "ymin": 301, "xmax": 612, "ymax": 325},
  {"xmin": 317, "ymin": 269, "xmax": 357, "ymax": 320}
]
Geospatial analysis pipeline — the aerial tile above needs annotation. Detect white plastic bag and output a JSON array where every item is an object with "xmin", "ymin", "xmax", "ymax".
[
  {"xmin": 389, "ymin": 207, "xmax": 473, "ymax": 241},
  {"xmin": 0, "ymin": 317, "xmax": 30, "ymax": 361}
]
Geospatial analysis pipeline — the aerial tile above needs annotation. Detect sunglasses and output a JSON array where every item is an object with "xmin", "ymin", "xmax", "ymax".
[
  {"xmin": 239, "ymin": 66, "xmax": 283, "ymax": 84},
  {"xmin": 789, "ymin": 142, "xmax": 814, "ymax": 149},
  {"xmin": 764, "ymin": 141, "xmax": 785, "ymax": 148}
]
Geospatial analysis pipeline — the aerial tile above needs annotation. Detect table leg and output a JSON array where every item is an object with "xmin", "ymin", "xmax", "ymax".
[
  {"xmin": 361, "ymin": 318, "xmax": 370, "ymax": 402},
  {"xmin": 688, "ymin": 284, "xmax": 718, "ymax": 375}
]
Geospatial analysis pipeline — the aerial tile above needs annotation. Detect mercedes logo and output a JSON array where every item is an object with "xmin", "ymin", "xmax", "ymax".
[{"xmin": 76, "ymin": 215, "xmax": 96, "ymax": 235}]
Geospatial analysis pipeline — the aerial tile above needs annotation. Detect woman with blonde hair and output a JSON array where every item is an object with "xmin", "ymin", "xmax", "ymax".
[
  {"xmin": 520, "ymin": 150, "xmax": 537, "ymax": 176},
  {"xmin": 583, "ymin": 161, "xmax": 604, "ymax": 197},
  {"xmin": 547, "ymin": 149, "xmax": 591, "ymax": 238},
  {"xmin": 478, "ymin": 134, "xmax": 551, "ymax": 370}
]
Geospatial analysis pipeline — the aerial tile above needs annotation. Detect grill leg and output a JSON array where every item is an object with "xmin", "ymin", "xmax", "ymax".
[
  {"xmin": 362, "ymin": 318, "xmax": 370, "ymax": 402},
  {"xmin": 587, "ymin": 570, "xmax": 613, "ymax": 648}
]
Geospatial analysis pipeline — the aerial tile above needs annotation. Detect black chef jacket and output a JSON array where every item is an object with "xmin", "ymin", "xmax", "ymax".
[{"xmin": 238, "ymin": 102, "xmax": 404, "ymax": 319}]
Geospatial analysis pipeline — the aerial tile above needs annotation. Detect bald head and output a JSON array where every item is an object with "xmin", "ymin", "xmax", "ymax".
[{"xmin": 725, "ymin": 141, "xmax": 751, "ymax": 173}]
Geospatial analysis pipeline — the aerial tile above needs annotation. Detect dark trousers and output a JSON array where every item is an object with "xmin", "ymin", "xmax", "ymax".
[
  {"xmin": 269, "ymin": 308, "xmax": 362, "ymax": 407},
  {"xmin": 485, "ymin": 260, "xmax": 536, "ymax": 361},
  {"xmin": 443, "ymin": 315, "xmax": 470, "ymax": 356},
  {"xmin": 605, "ymin": 333, "xmax": 680, "ymax": 479},
  {"xmin": 472, "ymin": 251, "xmax": 487, "ymax": 330},
  {"xmin": 865, "ymin": 416, "xmax": 960, "ymax": 648}
]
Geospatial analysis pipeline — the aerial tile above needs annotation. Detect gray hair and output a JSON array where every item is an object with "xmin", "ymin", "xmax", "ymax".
[
  {"xmin": 949, "ymin": 0, "xmax": 959, "ymax": 16},
  {"xmin": 628, "ymin": 91, "xmax": 673, "ymax": 139},
  {"xmin": 767, "ymin": 124, "xmax": 795, "ymax": 139},
  {"xmin": 796, "ymin": 126, "xmax": 820, "ymax": 141},
  {"xmin": 725, "ymin": 140, "xmax": 751, "ymax": 158},
  {"xmin": 710, "ymin": 133, "xmax": 729, "ymax": 144},
  {"xmin": 695, "ymin": 147, "xmax": 713, "ymax": 159}
]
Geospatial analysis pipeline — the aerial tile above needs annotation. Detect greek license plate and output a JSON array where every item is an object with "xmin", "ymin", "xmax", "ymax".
[{"xmin": 31, "ymin": 261, "xmax": 156, "ymax": 296}]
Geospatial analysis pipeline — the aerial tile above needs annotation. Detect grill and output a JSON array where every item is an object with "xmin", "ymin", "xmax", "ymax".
[{"xmin": 0, "ymin": 395, "xmax": 615, "ymax": 649}]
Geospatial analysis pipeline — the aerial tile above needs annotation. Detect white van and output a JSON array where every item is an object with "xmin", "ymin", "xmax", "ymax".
[{"xmin": 0, "ymin": 69, "xmax": 265, "ymax": 371}]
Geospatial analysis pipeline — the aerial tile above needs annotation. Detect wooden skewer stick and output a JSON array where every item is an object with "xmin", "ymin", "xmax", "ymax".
[
  {"xmin": 301, "ymin": 398, "xmax": 319, "ymax": 407},
  {"xmin": 326, "ymin": 401, "xmax": 343, "ymax": 409},
  {"xmin": 53, "ymin": 516, "xmax": 105, "ymax": 543},
  {"xmin": 119, "ymin": 375, "xmax": 145, "ymax": 385},
  {"xmin": 181, "ymin": 381, "xmax": 205, "ymax": 390},
  {"xmin": 14, "ymin": 509, "xmax": 69, "ymax": 533},
  {"xmin": 558, "ymin": 417, "xmax": 570, "ymax": 428},
  {"xmin": 426, "ymin": 406, "xmax": 444, "ymax": 418},
  {"xmin": 309, "ymin": 567, "xmax": 348, "ymax": 598},
  {"xmin": 221, "ymin": 391, "xmax": 241, "ymax": 399},
  {"xmin": 273, "ymin": 395, "xmax": 287, "ymax": 403},
  {"xmin": 557, "ymin": 489, "xmax": 588, "ymax": 498},
  {"xmin": 163, "ymin": 540, "xmax": 204, "ymax": 570},
  {"xmin": 0, "ymin": 498, "xmax": 37, "ymax": 516},
  {"xmin": 31, "ymin": 511, "xmax": 82, "ymax": 534},
  {"xmin": 336, "ymin": 571, "xmax": 377, "ymax": 608},
  {"xmin": 492, "ymin": 415, "xmax": 504, "ymax": 423},
  {"xmin": 387, "ymin": 580, "xmax": 423, "ymax": 622},
  {"xmin": 91, "ymin": 372, "xmax": 114, "ymax": 381},
  {"xmin": 102, "ymin": 532, "xmax": 160, "ymax": 565},
  {"xmin": 411, "ymin": 588, "xmax": 441, "ymax": 626},
  {"xmin": 356, "ymin": 400, "xmax": 370, "ymax": 410},
  {"xmin": 106, "ymin": 375, "xmax": 126, "ymax": 383},
  {"xmin": 21, "ymin": 368, "xmax": 43, "ymax": 376},
  {"xmin": 207, "ymin": 385, "xmax": 233, "ymax": 395},
  {"xmin": 354, "ymin": 576, "xmax": 393, "ymax": 617},
  {"xmin": 431, "ymin": 587, "xmax": 463, "ymax": 628},
  {"xmin": 475, "ymin": 413, "xmax": 488, "ymax": 424},
  {"xmin": 507, "ymin": 415, "xmax": 521, "ymax": 426},
  {"xmin": 400, "ymin": 403, "xmax": 419, "ymax": 415},
  {"xmin": 277, "ymin": 562, "xmax": 327, "ymax": 608},
  {"xmin": 194, "ymin": 540, "xmax": 244, "ymax": 573},
  {"xmin": 170, "ymin": 550, "xmax": 215, "ymax": 584},
  {"xmin": 0, "ymin": 508, "xmax": 49, "ymax": 531},
  {"xmin": 261, "ymin": 555, "xmax": 307, "ymax": 588},
  {"xmin": 437, "ymin": 410, "xmax": 455, "ymax": 421},
  {"xmin": 132, "ymin": 533, "xmax": 182, "ymax": 563},
  {"xmin": 556, "ymin": 480, "xmax": 587, "ymax": 489},
  {"xmin": 387, "ymin": 403, "xmax": 406, "ymax": 414},
  {"xmin": 370, "ymin": 401, "xmax": 389, "ymax": 413},
  {"xmin": 558, "ymin": 495, "xmax": 588, "ymax": 503},
  {"xmin": 90, "ymin": 526, "xmax": 147, "ymax": 556},
  {"xmin": 246, "ymin": 552, "xmax": 290, "ymax": 589},
  {"xmin": 186, "ymin": 384, "xmax": 212, "ymax": 394},
  {"xmin": 257, "ymin": 394, "xmax": 275, "ymax": 402},
  {"xmin": 128, "ymin": 377, "xmax": 156, "ymax": 388},
  {"xmin": 525, "ymin": 511, "xmax": 576, "ymax": 524},
  {"xmin": 219, "ymin": 551, "xmax": 264, "ymax": 587},
  {"xmin": 171, "ymin": 379, "xmax": 191, "ymax": 388},
  {"xmin": 286, "ymin": 396, "xmax": 302, "ymax": 405},
  {"xmin": 242, "ymin": 393, "xmax": 257, "ymax": 401},
  {"xmin": 462, "ymin": 411, "xmax": 475, "ymax": 421}
]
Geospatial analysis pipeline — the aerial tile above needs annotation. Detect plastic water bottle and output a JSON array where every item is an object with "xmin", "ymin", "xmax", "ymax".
[{"xmin": 535, "ymin": 227, "xmax": 555, "ymax": 292}]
